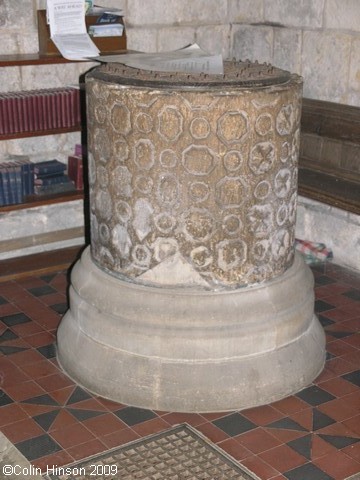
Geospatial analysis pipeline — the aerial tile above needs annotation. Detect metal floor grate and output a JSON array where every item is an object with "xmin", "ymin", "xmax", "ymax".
[{"xmin": 43, "ymin": 424, "xmax": 259, "ymax": 480}]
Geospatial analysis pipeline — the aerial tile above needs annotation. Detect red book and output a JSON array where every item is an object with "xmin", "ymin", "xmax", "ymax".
[{"xmin": 67, "ymin": 155, "xmax": 83, "ymax": 190}]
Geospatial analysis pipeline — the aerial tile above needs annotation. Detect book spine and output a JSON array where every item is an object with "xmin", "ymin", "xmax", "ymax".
[
  {"xmin": 35, "ymin": 174, "xmax": 70, "ymax": 186},
  {"xmin": 5, "ymin": 165, "xmax": 16, "ymax": 205},
  {"xmin": 14, "ymin": 164, "xmax": 22, "ymax": 203},
  {"xmin": 0, "ymin": 167, "xmax": 5, "ymax": 205},
  {"xmin": 34, "ymin": 164, "xmax": 67, "ymax": 176},
  {"xmin": 35, "ymin": 181, "xmax": 75, "ymax": 195},
  {"xmin": 67, "ymin": 155, "xmax": 83, "ymax": 190},
  {"xmin": 28, "ymin": 162, "xmax": 35, "ymax": 195}
]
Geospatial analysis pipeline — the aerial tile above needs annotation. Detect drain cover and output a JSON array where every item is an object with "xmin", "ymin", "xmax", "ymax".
[{"xmin": 44, "ymin": 424, "xmax": 259, "ymax": 479}]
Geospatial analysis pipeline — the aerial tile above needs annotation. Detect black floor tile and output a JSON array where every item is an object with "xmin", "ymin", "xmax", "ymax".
[
  {"xmin": 50, "ymin": 303, "xmax": 68, "ymax": 314},
  {"xmin": 37, "ymin": 343, "xmax": 56, "ymax": 359},
  {"xmin": 314, "ymin": 300, "xmax": 335, "ymax": 313},
  {"xmin": 318, "ymin": 315, "xmax": 335, "ymax": 328},
  {"xmin": 66, "ymin": 386, "xmax": 91, "ymax": 405},
  {"xmin": 0, "ymin": 329, "xmax": 18, "ymax": 342},
  {"xmin": 296, "ymin": 386, "xmax": 336, "ymax": 406},
  {"xmin": 325, "ymin": 352, "xmax": 335, "ymax": 361},
  {"xmin": 67, "ymin": 408, "xmax": 105, "ymax": 421},
  {"xmin": 326, "ymin": 330, "xmax": 353, "ymax": 339},
  {"xmin": 22, "ymin": 394, "xmax": 59, "ymax": 406},
  {"xmin": 1, "ymin": 313, "xmax": 31, "ymax": 326},
  {"xmin": 341, "ymin": 370, "xmax": 360, "ymax": 388},
  {"xmin": 287, "ymin": 434, "xmax": 312, "ymax": 460},
  {"xmin": 114, "ymin": 406, "xmax": 157, "ymax": 426},
  {"xmin": 0, "ymin": 296, "xmax": 8, "ymax": 305},
  {"xmin": 315, "ymin": 276, "xmax": 336, "ymax": 286},
  {"xmin": 15, "ymin": 434, "xmax": 62, "ymax": 461},
  {"xmin": 267, "ymin": 417, "xmax": 307, "ymax": 432},
  {"xmin": 318, "ymin": 434, "xmax": 360, "ymax": 449},
  {"xmin": 0, "ymin": 345, "xmax": 29, "ymax": 355},
  {"xmin": 40, "ymin": 274, "xmax": 57, "ymax": 283},
  {"xmin": 0, "ymin": 389, "xmax": 14, "ymax": 406},
  {"xmin": 212, "ymin": 412, "xmax": 257, "ymax": 436},
  {"xmin": 342, "ymin": 289, "xmax": 360, "ymax": 301},
  {"xmin": 284, "ymin": 462, "xmax": 334, "ymax": 480},
  {"xmin": 311, "ymin": 264, "xmax": 327, "ymax": 275},
  {"xmin": 28, "ymin": 285, "xmax": 57, "ymax": 297},
  {"xmin": 312, "ymin": 409, "xmax": 336, "ymax": 431},
  {"xmin": 33, "ymin": 409, "xmax": 60, "ymax": 431}
]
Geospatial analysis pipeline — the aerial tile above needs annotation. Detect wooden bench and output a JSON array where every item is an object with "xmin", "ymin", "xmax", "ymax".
[{"xmin": 299, "ymin": 98, "xmax": 360, "ymax": 215}]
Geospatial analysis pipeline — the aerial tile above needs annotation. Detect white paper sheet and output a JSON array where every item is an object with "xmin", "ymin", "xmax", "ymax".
[
  {"xmin": 96, "ymin": 43, "xmax": 224, "ymax": 75},
  {"xmin": 46, "ymin": 0, "xmax": 99, "ymax": 60}
]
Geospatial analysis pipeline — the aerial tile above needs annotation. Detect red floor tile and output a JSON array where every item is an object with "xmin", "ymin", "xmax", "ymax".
[
  {"xmin": 82, "ymin": 413, "xmax": 128, "ymax": 437},
  {"xmin": 259, "ymin": 444, "xmax": 307, "ymax": 473},
  {"xmin": 19, "ymin": 359, "xmax": 60, "ymax": 379},
  {"xmin": 50, "ymin": 422, "xmax": 96, "ymax": 449},
  {"xmin": 242, "ymin": 455, "xmax": 280, "ymax": 479},
  {"xmin": 0, "ymin": 403, "xmax": 28, "ymax": 427},
  {"xmin": 217, "ymin": 437, "xmax": 253, "ymax": 461},
  {"xmin": 161, "ymin": 411, "xmax": 206, "ymax": 427},
  {"xmin": 317, "ymin": 376, "xmax": 358, "ymax": 397},
  {"xmin": 66, "ymin": 438, "xmax": 107, "ymax": 461},
  {"xmin": 195, "ymin": 421, "xmax": 229, "ymax": 443},
  {"xmin": 24, "ymin": 331, "xmax": 56, "ymax": 347},
  {"xmin": 311, "ymin": 434, "xmax": 339, "ymax": 460},
  {"xmin": 313, "ymin": 450, "xmax": 360, "ymax": 480},
  {"xmin": 48, "ymin": 409, "xmax": 79, "ymax": 432},
  {"xmin": 0, "ymin": 261, "xmax": 359, "ymax": 480},
  {"xmin": 132, "ymin": 417, "xmax": 172, "ymax": 437},
  {"xmin": 32, "ymin": 450, "xmax": 74, "ymax": 473},
  {"xmin": 241, "ymin": 405, "xmax": 285, "ymax": 426},
  {"xmin": 318, "ymin": 397, "xmax": 359, "ymax": 422},
  {"xmin": 270, "ymin": 396, "xmax": 310, "ymax": 415},
  {"xmin": 236, "ymin": 427, "xmax": 282, "ymax": 454},
  {"xmin": 34, "ymin": 372, "xmax": 74, "ymax": 392},
  {"xmin": 101, "ymin": 427, "xmax": 140, "ymax": 449},
  {"xmin": 3, "ymin": 380, "xmax": 46, "ymax": 401},
  {"xmin": 1, "ymin": 416, "xmax": 45, "ymax": 443}
]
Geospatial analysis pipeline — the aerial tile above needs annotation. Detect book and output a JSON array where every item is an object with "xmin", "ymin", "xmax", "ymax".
[
  {"xmin": 34, "ymin": 181, "xmax": 76, "ymax": 196},
  {"xmin": 0, "ymin": 166, "xmax": 5, "ymax": 205},
  {"xmin": 67, "ymin": 155, "xmax": 83, "ymax": 190},
  {"xmin": 0, "ymin": 163, "xmax": 10, "ymax": 205},
  {"xmin": 33, "ymin": 159, "xmax": 66, "ymax": 177},
  {"xmin": 34, "ymin": 173, "xmax": 71, "ymax": 186}
]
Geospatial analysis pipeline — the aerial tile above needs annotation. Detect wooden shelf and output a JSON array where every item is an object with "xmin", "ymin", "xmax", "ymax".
[
  {"xmin": 0, "ymin": 190, "xmax": 84, "ymax": 212},
  {"xmin": 0, "ymin": 244, "xmax": 85, "ymax": 282},
  {"xmin": 0, "ymin": 53, "xmax": 82, "ymax": 67},
  {"xmin": 0, "ymin": 124, "xmax": 82, "ymax": 140},
  {"xmin": 0, "ymin": 51, "xmax": 127, "ymax": 67}
]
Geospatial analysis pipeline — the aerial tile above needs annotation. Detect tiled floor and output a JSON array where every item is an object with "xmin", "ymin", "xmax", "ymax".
[{"xmin": 0, "ymin": 260, "xmax": 359, "ymax": 480}]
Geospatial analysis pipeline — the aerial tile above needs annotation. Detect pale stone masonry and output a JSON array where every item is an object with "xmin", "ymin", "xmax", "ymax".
[{"xmin": 0, "ymin": 0, "xmax": 359, "ymax": 269}]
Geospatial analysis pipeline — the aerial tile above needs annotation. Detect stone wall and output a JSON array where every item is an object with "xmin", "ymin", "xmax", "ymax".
[{"xmin": 0, "ymin": 0, "xmax": 359, "ymax": 269}]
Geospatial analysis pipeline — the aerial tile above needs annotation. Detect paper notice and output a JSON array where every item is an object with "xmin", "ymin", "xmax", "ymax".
[
  {"xmin": 46, "ymin": 0, "xmax": 99, "ymax": 60},
  {"xmin": 96, "ymin": 43, "xmax": 224, "ymax": 75}
]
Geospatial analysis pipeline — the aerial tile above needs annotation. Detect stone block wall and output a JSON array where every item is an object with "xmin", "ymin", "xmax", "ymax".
[{"xmin": 0, "ymin": 0, "xmax": 359, "ymax": 268}]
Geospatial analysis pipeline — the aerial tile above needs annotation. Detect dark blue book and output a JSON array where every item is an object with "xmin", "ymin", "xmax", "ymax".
[
  {"xmin": 0, "ymin": 167, "xmax": 5, "ymax": 205},
  {"xmin": 3, "ymin": 165, "xmax": 15, "ymax": 205},
  {"xmin": 34, "ymin": 174, "xmax": 71, "ymax": 186},
  {"xmin": 33, "ymin": 159, "xmax": 66, "ymax": 177},
  {"xmin": 13, "ymin": 163, "xmax": 22, "ymax": 203}
]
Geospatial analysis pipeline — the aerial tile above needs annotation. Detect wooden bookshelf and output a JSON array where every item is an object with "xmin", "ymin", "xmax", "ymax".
[
  {"xmin": 0, "ymin": 53, "xmax": 80, "ymax": 67},
  {"xmin": 0, "ymin": 125, "xmax": 81, "ymax": 140},
  {"xmin": 0, "ymin": 190, "xmax": 84, "ymax": 212}
]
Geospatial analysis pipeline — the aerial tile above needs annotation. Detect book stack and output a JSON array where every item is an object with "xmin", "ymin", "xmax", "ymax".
[
  {"xmin": 0, "ymin": 156, "xmax": 34, "ymax": 206},
  {"xmin": 0, "ymin": 87, "xmax": 81, "ymax": 136},
  {"xmin": 34, "ymin": 159, "xmax": 75, "ymax": 196}
]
